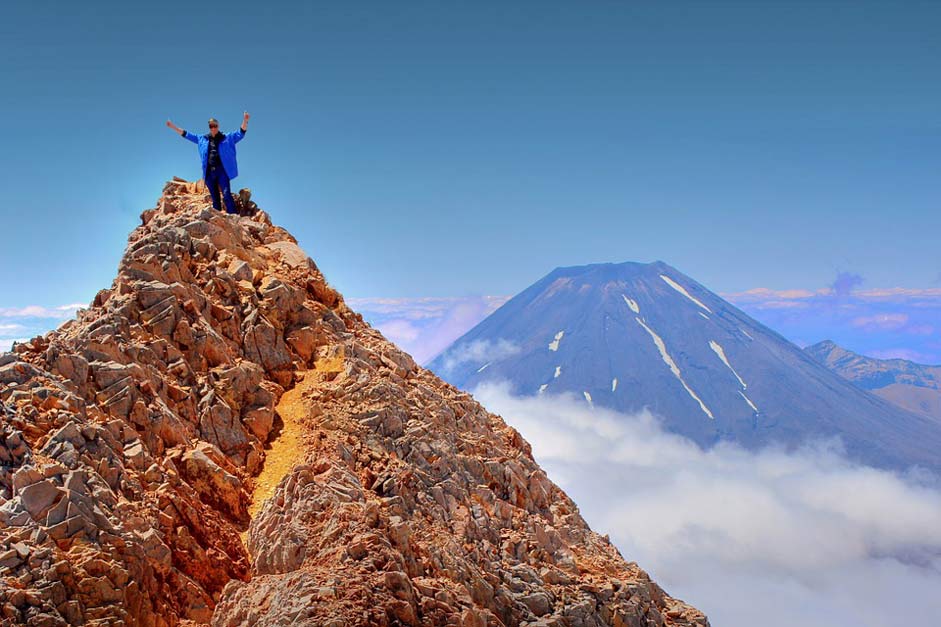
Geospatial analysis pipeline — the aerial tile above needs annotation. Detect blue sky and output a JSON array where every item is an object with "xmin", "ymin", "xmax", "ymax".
[{"xmin": 1, "ymin": 1, "xmax": 939, "ymax": 358}]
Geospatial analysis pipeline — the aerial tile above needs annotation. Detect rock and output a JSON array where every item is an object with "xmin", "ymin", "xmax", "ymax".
[
  {"xmin": 520, "ymin": 591, "xmax": 553, "ymax": 616},
  {"xmin": 0, "ymin": 361, "xmax": 43, "ymax": 386},
  {"xmin": 0, "ymin": 179, "xmax": 708, "ymax": 627},
  {"xmin": 12, "ymin": 467, "xmax": 43, "ymax": 493},
  {"xmin": 228, "ymin": 260, "xmax": 253, "ymax": 282},
  {"xmin": 124, "ymin": 440, "xmax": 148, "ymax": 470},
  {"xmin": 384, "ymin": 571, "xmax": 416, "ymax": 603},
  {"xmin": 242, "ymin": 405, "xmax": 275, "ymax": 442},
  {"xmin": 285, "ymin": 327, "xmax": 320, "ymax": 363},
  {"xmin": 243, "ymin": 319, "xmax": 292, "ymax": 375},
  {"xmin": 235, "ymin": 188, "xmax": 258, "ymax": 217},
  {"xmin": 173, "ymin": 319, "xmax": 195, "ymax": 347},
  {"xmin": 263, "ymin": 241, "xmax": 314, "ymax": 271},
  {"xmin": 0, "ymin": 549, "xmax": 21, "ymax": 570},
  {"xmin": 178, "ymin": 448, "xmax": 247, "ymax": 522},
  {"xmin": 19, "ymin": 480, "xmax": 64, "ymax": 520}
]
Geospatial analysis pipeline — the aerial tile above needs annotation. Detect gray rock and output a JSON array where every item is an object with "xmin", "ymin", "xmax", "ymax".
[
  {"xmin": 228, "ymin": 260, "xmax": 253, "ymax": 282},
  {"xmin": 520, "ymin": 591, "xmax": 553, "ymax": 616},
  {"xmin": 19, "ymin": 480, "xmax": 64, "ymax": 520}
]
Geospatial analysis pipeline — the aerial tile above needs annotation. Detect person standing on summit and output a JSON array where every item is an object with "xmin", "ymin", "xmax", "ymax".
[{"xmin": 165, "ymin": 112, "xmax": 250, "ymax": 214}]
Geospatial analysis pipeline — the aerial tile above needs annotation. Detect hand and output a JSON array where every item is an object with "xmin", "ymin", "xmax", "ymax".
[
  {"xmin": 166, "ymin": 120, "xmax": 173, "ymax": 128},
  {"xmin": 243, "ymin": 111, "xmax": 250, "ymax": 121}
]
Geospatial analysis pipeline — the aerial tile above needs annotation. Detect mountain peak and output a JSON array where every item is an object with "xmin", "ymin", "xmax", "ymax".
[
  {"xmin": 548, "ymin": 259, "xmax": 674, "ymax": 277},
  {"xmin": 805, "ymin": 340, "xmax": 941, "ymax": 422},
  {"xmin": 431, "ymin": 261, "xmax": 941, "ymax": 472},
  {"xmin": 0, "ymin": 180, "xmax": 707, "ymax": 626},
  {"xmin": 804, "ymin": 339, "xmax": 850, "ymax": 362}
]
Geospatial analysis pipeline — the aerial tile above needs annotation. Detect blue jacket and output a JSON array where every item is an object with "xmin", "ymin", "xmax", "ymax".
[{"xmin": 183, "ymin": 128, "xmax": 245, "ymax": 179}]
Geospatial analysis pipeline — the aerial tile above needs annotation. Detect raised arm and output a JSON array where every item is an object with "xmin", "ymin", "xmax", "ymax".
[
  {"xmin": 231, "ymin": 111, "xmax": 250, "ymax": 144},
  {"xmin": 167, "ymin": 120, "xmax": 198, "ymax": 143}
]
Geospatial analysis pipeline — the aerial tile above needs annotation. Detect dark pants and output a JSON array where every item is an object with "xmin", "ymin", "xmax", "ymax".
[{"xmin": 205, "ymin": 166, "xmax": 237, "ymax": 214}]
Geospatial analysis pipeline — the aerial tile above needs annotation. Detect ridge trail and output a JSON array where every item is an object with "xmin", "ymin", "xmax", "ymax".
[
  {"xmin": 247, "ymin": 373, "xmax": 309, "ymax": 521},
  {"xmin": 246, "ymin": 349, "xmax": 346, "ymax": 525}
]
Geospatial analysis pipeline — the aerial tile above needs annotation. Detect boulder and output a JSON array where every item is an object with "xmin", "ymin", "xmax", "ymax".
[
  {"xmin": 19, "ymin": 480, "xmax": 64, "ymax": 520},
  {"xmin": 178, "ymin": 448, "xmax": 247, "ymax": 522}
]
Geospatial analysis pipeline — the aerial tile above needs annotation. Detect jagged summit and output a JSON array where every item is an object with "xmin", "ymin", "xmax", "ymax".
[{"xmin": 0, "ymin": 180, "xmax": 707, "ymax": 626}]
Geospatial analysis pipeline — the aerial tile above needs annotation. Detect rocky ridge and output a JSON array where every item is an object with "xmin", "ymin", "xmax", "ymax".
[
  {"xmin": 0, "ymin": 179, "xmax": 708, "ymax": 626},
  {"xmin": 805, "ymin": 340, "xmax": 941, "ymax": 423}
]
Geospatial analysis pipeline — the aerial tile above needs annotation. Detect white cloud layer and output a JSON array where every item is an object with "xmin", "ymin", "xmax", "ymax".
[
  {"xmin": 473, "ymin": 382, "xmax": 941, "ymax": 627},
  {"xmin": 0, "ymin": 303, "xmax": 87, "ymax": 354},
  {"xmin": 723, "ymin": 278, "xmax": 941, "ymax": 363},
  {"xmin": 349, "ymin": 296, "xmax": 509, "ymax": 364},
  {"xmin": 438, "ymin": 338, "xmax": 521, "ymax": 374},
  {"xmin": 0, "ymin": 304, "xmax": 85, "ymax": 318}
]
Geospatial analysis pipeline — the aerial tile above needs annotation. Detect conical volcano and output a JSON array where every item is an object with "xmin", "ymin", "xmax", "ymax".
[{"xmin": 429, "ymin": 261, "xmax": 941, "ymax": 472}]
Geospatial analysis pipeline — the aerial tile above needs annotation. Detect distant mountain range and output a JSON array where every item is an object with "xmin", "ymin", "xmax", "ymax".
[
  {"xmin": 806, "ymin": 340, "xmax": 941, "ymax": 423},
  {"xmin": 428, "ymin": 261, "xmax": 941, "ymax": 472}
]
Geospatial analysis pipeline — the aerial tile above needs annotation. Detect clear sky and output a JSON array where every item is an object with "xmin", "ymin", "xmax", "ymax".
[{"xmin": 1, "ymin": 1, "xmax": 939, "ymax": 308}]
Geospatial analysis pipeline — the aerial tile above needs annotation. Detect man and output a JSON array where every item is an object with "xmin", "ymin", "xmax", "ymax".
[{"xmin": 166, "ymin": 112, "xmax": 250, "ymax": 214}]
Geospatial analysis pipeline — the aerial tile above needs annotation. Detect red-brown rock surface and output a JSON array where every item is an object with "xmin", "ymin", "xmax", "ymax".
[{"xmin": 0, "ymin": 179, "xmax": 708, "ymax": 627}]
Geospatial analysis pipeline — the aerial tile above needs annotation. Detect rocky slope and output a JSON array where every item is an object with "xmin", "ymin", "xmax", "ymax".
[
  {"xmin": 428, "ymin": 262, "xmax": 941, "ymax": 472},
  {"xmin": 0, "ymin": 180, "xmax": 708, "ymax": 626},
  {"xmin": 806, "ymin": 340, "xmax": 941, "ymax": 423}
]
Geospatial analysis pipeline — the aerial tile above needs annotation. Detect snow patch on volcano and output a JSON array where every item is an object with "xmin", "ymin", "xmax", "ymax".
[
  {"xmin": 548, "ymin": 330, "xmax": 565, "ymax": 352},
  {"xmin": 709, "ymin": 340, "xmax": 748, "ymax": 389},
  {"xmin": 635, "ymin": 317, "xmax": 714, "ymax": 419},
  {"xmin": 661, "ymin": 275, "xmax": 712, "ymax": 313}
]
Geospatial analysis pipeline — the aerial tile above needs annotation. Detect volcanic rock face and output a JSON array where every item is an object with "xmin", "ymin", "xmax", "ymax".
[{"xmin": 0, "ymin": 180, "xmax": 707, "ymax": 626}]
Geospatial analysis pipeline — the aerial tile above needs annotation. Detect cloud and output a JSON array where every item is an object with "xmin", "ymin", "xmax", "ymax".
[
  {"xmin": 0, "ymin": 303, "xmax": 87, "ymax": 352},
  {"xmin": 856, "ymin": 287, "xmax": 941, "ymax": 300},
  {"xmin": 740, "ymin": 299, "xmax": 812, "ymax": 310},
  {"xmin": 868, "ymin": 348, "xmax": 940, "ymax": 363},
  {"xmin": 374, "ymin": 319, "xmax": 422, "ymax": 345},
  {"xmin": 846, "ymin": 314, "xmax": 934, "ymax": 337},
  {"xmin": 349, "ymin": 296, "xmax": 510, "ymax": 365},
  {"xmin": 0, "ymin": 304, "xmax": 85, "ymax": 318},
  {"xmin": 723, "ymin": 275, "xmax": 941, "ymax": 364},
  {"xmin": 473, "ymin": 382, "xmax": 941, "ymax": 627},
  {"xmin": 724, "ymin": 285, "xmax": 941, "ymax": 309},
  {"xmin": 438, "ymin": 338, "xmax": 521, "ymax": 374},
  {"xmin": 737, "ymin": 288, "xmax": 818, "ymax": 299},
  {"xmin": 829, "ymin": 272, "xmax": 864, "ymax": 297},
  {"xmin": 850, "ymin": 313, "xmax": 911, "ymax": 331}
]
